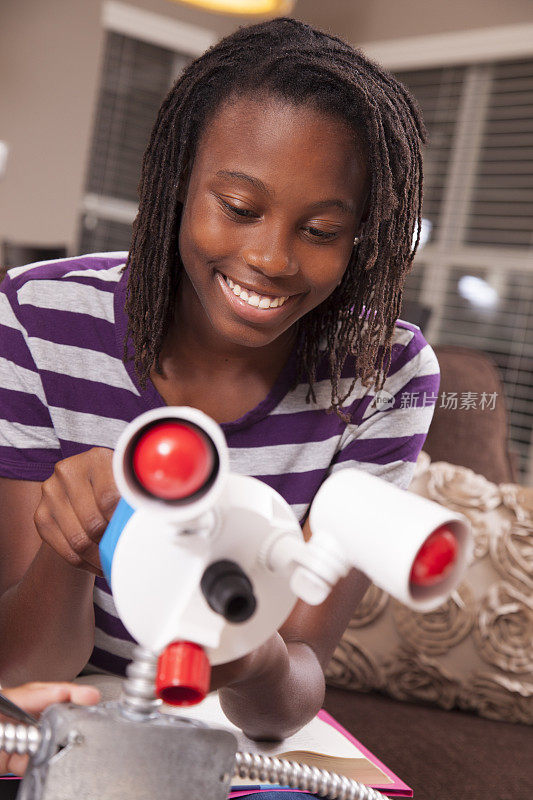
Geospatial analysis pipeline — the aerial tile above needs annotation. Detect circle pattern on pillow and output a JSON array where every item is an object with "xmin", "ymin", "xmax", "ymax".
[
  {"xmin": 459, "ymin": 672, "xmax": 533, "ymax": 724},
  {"xmin": 325, "ymin": 638, "xmax": 384, "ymax": 692},
  {"xmin": 383, "ymin": 646, "xmax": 458, "ymax": 710},
  {"xmin": 426, "ymin": 463, "xmax": 502, "ymax": 511},
  {"xmin": 473, "ymin": 581, "xmax": 533, "ymax": 674},
  {"xmin": 325, "ymin": 454, "xmax": 533, "ymax": 725},
  {"xmin": 391, "ymin": 584, "xmax": 475, "ymax": 656},
  {"xmin": 349, "ymin": 584, "xmax": 389, "ymax": 628},
  {"xmin": 489, "ymin": 522, "xmax": 533, "ymax": 593}
]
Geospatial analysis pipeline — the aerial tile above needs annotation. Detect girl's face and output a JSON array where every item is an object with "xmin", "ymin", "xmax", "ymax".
[{"xmin": 177, "ymin": 93, "xmax": 368, "ymax": 351}]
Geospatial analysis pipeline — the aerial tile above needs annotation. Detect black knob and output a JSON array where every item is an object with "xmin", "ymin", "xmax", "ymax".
[{"xmin": 200, "ymin": 560, "xmax": 257, "ymax": 623}]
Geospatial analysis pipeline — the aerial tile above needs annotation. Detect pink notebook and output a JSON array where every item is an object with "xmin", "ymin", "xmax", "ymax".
[{"xmin": 228, "ymin": 708, "xmax": 412, "ymax": 797}]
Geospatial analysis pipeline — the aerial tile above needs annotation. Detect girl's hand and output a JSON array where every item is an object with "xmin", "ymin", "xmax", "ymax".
[
  {"xmin": 34, "ymin": 448, "xmax": 120, "ymax": 576},
  {"xmin": 0, "ymin": 681, "xmax": 100, "ymax": 776}
]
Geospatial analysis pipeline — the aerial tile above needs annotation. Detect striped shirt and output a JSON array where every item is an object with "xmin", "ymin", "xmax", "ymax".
[{"xmin": 0, "ymin": 252, "xmax": 440, "ymax": 675}]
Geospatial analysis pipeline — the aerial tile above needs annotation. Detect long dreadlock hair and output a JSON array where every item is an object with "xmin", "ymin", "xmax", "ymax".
[{"xmin": 124, "ymin": 17, "xmax": 426, "ymax": 422}]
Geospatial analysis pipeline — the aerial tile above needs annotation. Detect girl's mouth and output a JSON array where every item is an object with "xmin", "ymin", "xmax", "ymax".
[{"xmin": 215, "ymin": 271, "xmax": 299, "ymax": 322}]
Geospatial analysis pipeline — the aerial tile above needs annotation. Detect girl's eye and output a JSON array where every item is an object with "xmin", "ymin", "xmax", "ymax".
[
  {"xmin": 219, "ymin": 198, "xmax": 339, "ymax": 242},
  {"xmin": 305, "ymin": 227, "xmax": 338, "ymax": 241},
  {"xmin": 219, "ymin": 199, "xmax": 256, "ymax": 218}
]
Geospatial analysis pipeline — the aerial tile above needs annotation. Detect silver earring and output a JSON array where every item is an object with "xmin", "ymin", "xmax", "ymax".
[{"xmin": 353, "ymin": 236, "xmax": 361, "ymax": 246}]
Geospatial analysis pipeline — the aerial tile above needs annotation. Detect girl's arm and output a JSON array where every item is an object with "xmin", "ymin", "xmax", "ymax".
[
  {"xmin": 0, "ymin": 478, "xmax": 96, "ymax": 686},
  {"xmin": 215, "ymin": 516, "xmax": 370, "ymax": 741}
]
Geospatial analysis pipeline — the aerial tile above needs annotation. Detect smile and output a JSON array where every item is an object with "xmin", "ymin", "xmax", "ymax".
[
  {"xmin": 215, "ymin": 271, "xmax": 298, "ymax": 322},
  {"xmin": 221, "ymin": 274, "xmax": 289, "ymax": 309}
]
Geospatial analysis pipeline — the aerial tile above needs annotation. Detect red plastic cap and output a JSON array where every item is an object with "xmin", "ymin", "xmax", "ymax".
[
  {"xmin": 410, "ymin": 526, "xmax": 458, "ymax": 587},
  {"xmin": 156, "ymin": 641, "xmax": 211, "ymax": 707},
  {"xmin": 132, "ymin": 422, "xmax": 214, "ymax": 500}
]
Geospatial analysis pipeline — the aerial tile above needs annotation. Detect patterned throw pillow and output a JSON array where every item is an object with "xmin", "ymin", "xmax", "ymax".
[{"xmin": 325, "ymin": 453, "xmax": 533, "ymax": 724}]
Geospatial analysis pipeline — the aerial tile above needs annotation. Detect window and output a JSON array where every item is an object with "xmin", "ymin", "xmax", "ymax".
[
  {"xmin": 397, "ymin": 58, "xmax": 533, "ymax": 482},
  {"xmin": 78, "ymin": 32, "xmax": 192, "ymax": 253}
]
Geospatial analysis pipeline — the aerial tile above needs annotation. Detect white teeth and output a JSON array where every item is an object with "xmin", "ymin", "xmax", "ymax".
[{"xmin": 221, "ymin": 273, "xmax": 289, "ymax": 309}]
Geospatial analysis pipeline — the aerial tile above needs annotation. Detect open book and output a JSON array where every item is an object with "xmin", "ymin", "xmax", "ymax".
[{"xmin": 173, "ymin": 692, "xmax": 412, "ymax": 797}]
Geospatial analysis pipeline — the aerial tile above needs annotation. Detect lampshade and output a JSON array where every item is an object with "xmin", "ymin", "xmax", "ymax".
[{"xmin": 169, "ymin": 0, "xmax": 295, "ymax": 15}]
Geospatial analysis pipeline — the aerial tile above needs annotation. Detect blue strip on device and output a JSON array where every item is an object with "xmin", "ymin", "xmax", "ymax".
[{"xmin": 99, "ymin": 498, "xmax": 135, "ymax": 585}]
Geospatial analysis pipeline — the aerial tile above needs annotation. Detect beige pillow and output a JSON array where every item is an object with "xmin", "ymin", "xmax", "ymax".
[{"xmin": 325, "ymin": 453, "xmax": 533, "ymax": 724}]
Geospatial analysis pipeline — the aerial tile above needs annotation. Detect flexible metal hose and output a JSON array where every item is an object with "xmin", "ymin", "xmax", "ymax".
[
  {"xmin": 0, "ymin": 720, "xmax": 41, "ymax": 756},
  {"xmin": 234, "ymin": 751, "xmax": 391, "ymax": 800}
]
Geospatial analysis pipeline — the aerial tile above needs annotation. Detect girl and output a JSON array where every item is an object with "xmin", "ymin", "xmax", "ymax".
[{"xmin": 0, "ymin": 16, "xmax": 439, "ymax": 794}]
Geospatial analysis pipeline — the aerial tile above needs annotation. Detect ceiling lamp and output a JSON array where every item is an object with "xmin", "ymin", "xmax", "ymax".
[{"xmin": 169, "ymin": 0, "xmax": 295, "ymax": 15}]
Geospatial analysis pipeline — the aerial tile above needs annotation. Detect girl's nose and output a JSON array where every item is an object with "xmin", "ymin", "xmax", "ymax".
[{"xmin": 241, "ymin": 227, "xmax": 298, "ymax": 277}]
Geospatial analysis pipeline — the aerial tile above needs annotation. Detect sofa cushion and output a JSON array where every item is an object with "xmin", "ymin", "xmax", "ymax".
[
  {"xmin": 423, "ymin": 346, "xmax": 516, "ymax": 484},
  {"xmin": 325, "ymin": 453, "xmax": 533, "ymax": 725}
]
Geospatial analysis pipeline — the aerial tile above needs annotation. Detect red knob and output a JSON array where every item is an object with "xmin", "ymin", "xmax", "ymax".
[
  {"xmin": 132, "ymin": 422, "xmax": 213, "ymax": 500},
  {"xmin": 410, "ymin": 526, "xmax": 458, "ymax": 587},
  {"xmin": 156, "ymin": 641, "xmax": 211, "ymax": 706}
]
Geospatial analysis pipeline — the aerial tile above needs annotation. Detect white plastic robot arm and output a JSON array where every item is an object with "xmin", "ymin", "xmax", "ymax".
[{"xmin": 101, "ymin": 407, "xmax": 471, "ymax": 708}]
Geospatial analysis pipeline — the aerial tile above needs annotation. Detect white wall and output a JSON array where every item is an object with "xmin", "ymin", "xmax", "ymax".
[{"xmin": 1, "ymin": 0, "xmax": 533, "ymax": 250}]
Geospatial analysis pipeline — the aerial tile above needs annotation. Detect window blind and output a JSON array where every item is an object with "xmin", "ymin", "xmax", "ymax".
[
  {"xmin": 396, "ymin": 59, "xmax": 533, "ymax": 483},
  {"xmin": 465, "ymin": 58, "xmax": 533, "ymax": 249},
  {"xmin": 396, "ymin": 67, "xmax": 467, "ymax": 240},
  {"xmin": 79, "ymin": 32, "xmax": 190, "ymax": 252}
]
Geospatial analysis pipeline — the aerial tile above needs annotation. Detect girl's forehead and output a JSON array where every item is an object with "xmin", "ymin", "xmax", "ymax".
[
  {"xmin": 195, "ymin": 94, "xmax": 367, "ymax": 182},
  {"xmin": 206, "ymin": 93, "xmax": 359, "ymax": 144}
]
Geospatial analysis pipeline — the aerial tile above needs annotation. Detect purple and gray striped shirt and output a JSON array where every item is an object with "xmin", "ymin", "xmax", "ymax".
[{"xmin": 0, "ymin": 253, "xmax": 440, "ymax": 675}]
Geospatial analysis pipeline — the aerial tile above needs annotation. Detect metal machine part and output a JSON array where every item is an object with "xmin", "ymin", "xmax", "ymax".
[
  {"xmin": 200, "ymin": 559, "xmax": 257, "ymax": 622},
  {"xmin": 1, "ymin": 713, "xmax": 394, "ymax": 800},
  {"xmin": 14, "ymin": 702, "xmax": 237, "ymax": 800}
]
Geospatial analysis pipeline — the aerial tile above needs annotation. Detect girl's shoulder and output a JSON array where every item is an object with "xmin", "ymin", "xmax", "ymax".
[
  {"xmin": 1, "ymin": 251, "xmax": 129, "ymax": 327},
  {"xmin": 3, "ymin": 251, "xmax": 128, "ymax": 292},
  {"xmin": 388, "ymin": 317, "xmax": 439, "ymax": 378}
]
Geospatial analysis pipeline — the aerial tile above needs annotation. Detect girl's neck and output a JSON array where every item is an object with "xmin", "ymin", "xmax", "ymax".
[{"xmin": 160, "ymin": 289, "xmax": 298, "ymax": 383}]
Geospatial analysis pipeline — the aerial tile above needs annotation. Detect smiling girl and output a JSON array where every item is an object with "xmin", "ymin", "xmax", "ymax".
[{"xmin": 0, "ymin": 15, "xmax": 439, "ymax": 784}]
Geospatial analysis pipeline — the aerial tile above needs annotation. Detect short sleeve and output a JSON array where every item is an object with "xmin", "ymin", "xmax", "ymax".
[
  {"xmin": 0, "ymin": 276, "xmax": 61, "ymax": 480},
  {"xmin": 330, "ymin": 325, "xmax": 440, "ymax": 490}
]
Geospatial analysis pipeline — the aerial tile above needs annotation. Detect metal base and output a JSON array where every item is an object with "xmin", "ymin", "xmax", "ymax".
[{"xmin": 17, "ymin": 701, "xmax": 237, "ymax": 800}]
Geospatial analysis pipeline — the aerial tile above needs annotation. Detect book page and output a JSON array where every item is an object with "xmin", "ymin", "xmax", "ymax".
[
  {"xmin": 170, "ymin": 693, "xmax": 391, "ymax": 788},
  {"xmin": 165, "ymin": 691, "xmax": 364, "ymax": 756}
]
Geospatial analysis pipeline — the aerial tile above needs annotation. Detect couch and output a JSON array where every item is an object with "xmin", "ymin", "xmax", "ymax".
[{"xmin": 323, "ymin": 345, "xmax": 532, "ymax": 799}]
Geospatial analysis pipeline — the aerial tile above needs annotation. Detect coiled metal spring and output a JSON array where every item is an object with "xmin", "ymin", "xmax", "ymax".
[
  {"xmin": 0, "ymin": 721, "xmax": 41, "ymax": 757},
  {"xmin": 120, "ymin": 646, "xmax": 160, "ymax": 717},
  {"xmin": 234, "ymin": 751, "xmax": 390, "ymax": 800}
]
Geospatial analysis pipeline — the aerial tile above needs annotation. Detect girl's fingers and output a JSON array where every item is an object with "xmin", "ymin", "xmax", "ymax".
[
  {"xmin": 4, "ymin": 682, "xmax": 101, "ymax": 716},
  {"xmin": 34, "ymin": 449, "xmax": 117, "ymax": 574},
  {"xmin": 34, "ymin": 502, "xmax": 102, "ymax": 574},
  {"xmin": 4, "ymin": 752, "xmax": 29, "ymax": 776},
  {"xmin": 63, "ymin": 684, "xmax": 101, "ymax": 706},
  {"xmin": 62, "ymin": 472, "xmax": 110, "ymax": 546},
  {"xmin": 47, "ymin": 484, "xmax": 102, "ymax": 572},
  {"xmin": 87, "ymin": 457, "xmax": 120, "ymax": 524}
]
